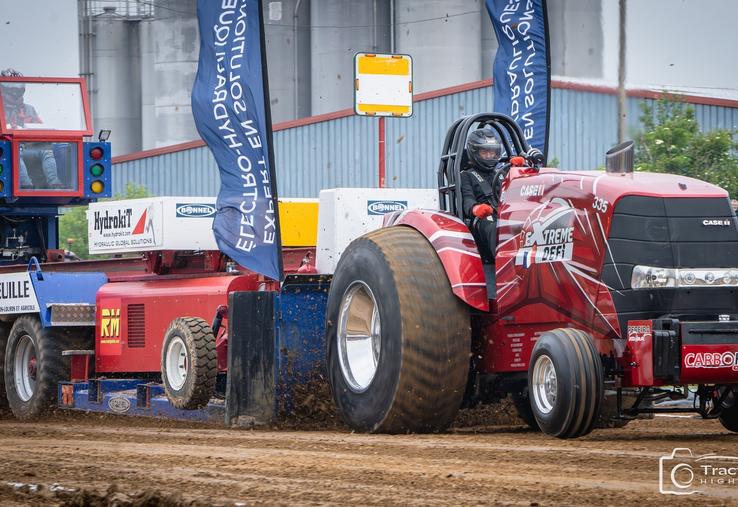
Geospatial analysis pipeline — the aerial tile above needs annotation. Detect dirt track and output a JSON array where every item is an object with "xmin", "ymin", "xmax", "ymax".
[{"xmin": 1, "ymin": 412, "xmax": 738, "ymax": 506}]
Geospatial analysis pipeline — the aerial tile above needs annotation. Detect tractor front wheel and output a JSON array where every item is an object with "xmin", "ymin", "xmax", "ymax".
[
  {"xmin": 161, "ymin": 317, "xmax": 217, "ymax": 410},
  {"xmin": 326, "ymin": 226, "xmax": 471, "ymax": 433},
  {"xmin": 528, "ymin": 328, "xmax": 603, "ymax": 438}
]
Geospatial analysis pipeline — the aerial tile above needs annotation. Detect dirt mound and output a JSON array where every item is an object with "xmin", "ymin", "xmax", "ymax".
[{"xmin": 0, "ymin": 482, "xmax": 220, "ymax": 507}]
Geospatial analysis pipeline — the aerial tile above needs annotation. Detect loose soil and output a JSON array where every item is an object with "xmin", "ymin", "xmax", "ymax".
[{"xmin": 0, "ymin": 409, "xmax": 737, "ymax": 506}]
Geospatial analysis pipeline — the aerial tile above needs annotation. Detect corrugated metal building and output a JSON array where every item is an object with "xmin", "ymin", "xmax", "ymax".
[{"xmin": 113, "ymin": 80, "xmax": 738, "ymax": 198}]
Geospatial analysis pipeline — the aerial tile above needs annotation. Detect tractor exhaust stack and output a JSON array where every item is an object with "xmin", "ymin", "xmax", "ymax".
[{"xmin": 605, "ymin": 140, "xmax": 634, "ymax": 174}]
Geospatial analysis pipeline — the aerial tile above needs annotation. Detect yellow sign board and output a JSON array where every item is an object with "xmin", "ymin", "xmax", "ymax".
[{"xmin": 354, "ymin": 53, "xmax": 413, "ymax": 118}]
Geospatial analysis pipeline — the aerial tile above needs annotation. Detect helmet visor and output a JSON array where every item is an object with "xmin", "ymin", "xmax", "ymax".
[{"xmin": 478, "ymin": 146, "xmax": 500, "ymax": 161}]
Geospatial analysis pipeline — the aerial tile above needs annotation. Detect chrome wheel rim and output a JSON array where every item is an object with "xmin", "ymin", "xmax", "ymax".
[
  {"xmin": 532, "ymin": 354, "xmax": 557, "ymax": 414},
  {"xmin": 14, "ymin": 334, "xmax": 37, "ymax": 402},
  {"xmin": 165, "ymin": 336, "xmax": 188, "ymax": 390},
  {"xmin": 337, "ymin": 281, "xmax": 381, "ymax": 393}
]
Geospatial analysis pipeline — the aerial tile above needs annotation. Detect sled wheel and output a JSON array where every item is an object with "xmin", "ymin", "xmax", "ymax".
[
  {"xmin": 4, "ymin": 315, "xmax": 70, "ymax": 420},
  {"xmin": 528, "ymin": 328, "xmax": 603, "ymax": 438},
  {"xmin": 161, "ymin": 317, "xmax": 217, "ymax": 410},
  {"xmin": 326, "ymin": 226, "xmax": 471, "ymax": 433},
  {"xmin": 511, "ymin": 390, "xmax": 539, "ymax": 430}
]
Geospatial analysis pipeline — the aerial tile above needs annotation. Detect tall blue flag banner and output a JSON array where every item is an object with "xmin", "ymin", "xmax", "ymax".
[
  {"xmin": 486, "ymin": 0, "xmax": 551, "ymax": 161},
  {"xmin": 192, "ymin": 0, "xmax": 283, "ymax": 280}
]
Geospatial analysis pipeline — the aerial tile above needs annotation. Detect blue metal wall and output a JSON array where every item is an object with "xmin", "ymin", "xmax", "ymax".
[{"xmin": 114, "ymin": 85, "xmax": 738, "ymax": 198}]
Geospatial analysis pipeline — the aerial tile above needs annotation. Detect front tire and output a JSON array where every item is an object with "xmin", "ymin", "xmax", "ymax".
[
  {"xmin": 528, "ymin": 328, "xmax": 603, "ymax": 438},
  {"xmin": 161, "ymin": 317, "xmax": 217, "ymax": 410},
  {"xmin": 326, "ymin": 226, "xmax": 471, "ymax": 433},
  {"xmin": 4, "ymin": 316, "xmax": 71, "ymax": 420}
]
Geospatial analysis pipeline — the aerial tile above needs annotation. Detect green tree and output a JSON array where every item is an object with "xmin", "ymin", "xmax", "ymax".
[
  {"xmin": 635, "ymin": 99, "xmax": 738, "ymax": 199},
  {"xmin": 58, "ymin": 182, "xmax": 150, "ymax": 259}
]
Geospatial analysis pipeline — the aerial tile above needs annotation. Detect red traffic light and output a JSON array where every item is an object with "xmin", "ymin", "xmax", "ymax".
[{"xmin": 90, "ymin": 147, "xmax": 104, "ymax": 160}]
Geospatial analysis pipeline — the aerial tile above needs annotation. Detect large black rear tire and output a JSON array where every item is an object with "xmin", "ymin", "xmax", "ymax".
[
  {"xmin": 528, "ymin": 328, "xmax": 603, "ymax": 438},
  {"xmin": 326, "ymin": 226, "xmax": 471, "ymax": 433},
  {"xmin": 4, "ymin": 316, "xmax": 71, "ymax": 420},
  {"xmin": 161, "ymin": 317, "xmax": 217, "ymax": 410}
]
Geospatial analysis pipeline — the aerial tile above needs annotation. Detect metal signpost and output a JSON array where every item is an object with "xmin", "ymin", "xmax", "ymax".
[{"xmin": 353, "ymin": 53, "xmax": 413, "ymax": 188}]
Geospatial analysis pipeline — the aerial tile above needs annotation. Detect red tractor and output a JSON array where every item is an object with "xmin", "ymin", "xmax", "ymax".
[{"xmin": 325, "ymin": 113, "xmax": 738, "ymax": 438}]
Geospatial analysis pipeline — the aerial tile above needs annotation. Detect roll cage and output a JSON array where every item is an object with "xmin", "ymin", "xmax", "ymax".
[{"xmin": 437, "ymin": 112, "xmax": 537, "ymax": 220}]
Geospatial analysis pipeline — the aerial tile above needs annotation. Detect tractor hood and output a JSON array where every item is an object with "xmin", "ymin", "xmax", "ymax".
[{"xmin": 561, "ymin": 169, "xmax": 729, "ymax": 201}]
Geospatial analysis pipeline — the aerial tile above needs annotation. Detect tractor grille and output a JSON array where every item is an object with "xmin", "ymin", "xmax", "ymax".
[
  {"xmin": 127, "ymin": 304, "xmax": 146, "ymax": 348},
  {"xmin": 604, "ymin": 196, "xmax": 738, "ymax": 332}
]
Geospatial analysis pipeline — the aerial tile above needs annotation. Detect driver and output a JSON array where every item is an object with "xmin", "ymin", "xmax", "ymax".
[
  {"xmin": 0, "ymin": 68, "xmax": 63, "ymax": 189},
  {"xmin": 460, "ymin": 126, "xmax": 505, "ymax": 261}
]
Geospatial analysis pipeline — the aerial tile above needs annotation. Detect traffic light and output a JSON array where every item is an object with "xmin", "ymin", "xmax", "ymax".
[
  {"xmin": 83, "ymin": 141, "xmax": 111, "ymax": 198},
  {"xmin": 0, "ymin": 140, "xmax": 11, "ymax": 197}
]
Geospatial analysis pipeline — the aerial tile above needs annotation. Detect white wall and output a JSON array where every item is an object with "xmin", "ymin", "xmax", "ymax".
[{"xmin": 0, "ymin": 0, "xmax": 80, "ymax": 77}]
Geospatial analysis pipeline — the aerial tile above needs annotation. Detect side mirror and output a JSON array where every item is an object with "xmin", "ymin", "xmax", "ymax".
[{"xmin": 605, "ymin": 140, "xmax": 634, "ymax": 174}]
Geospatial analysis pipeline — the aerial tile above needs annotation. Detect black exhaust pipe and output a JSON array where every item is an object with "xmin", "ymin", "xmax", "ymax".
[{"xmin": 605, "ymin": 140, "xmax": 634, "ymax": 174}]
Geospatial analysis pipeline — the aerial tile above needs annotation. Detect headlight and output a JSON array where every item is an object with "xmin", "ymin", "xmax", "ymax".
[
  {"xmin": 631, "ymin": 266, "xmax": 677, "ymax": 289},
  {"xmin": 631, "ymin": 266, "xmax": 738, "ymax": 289}
]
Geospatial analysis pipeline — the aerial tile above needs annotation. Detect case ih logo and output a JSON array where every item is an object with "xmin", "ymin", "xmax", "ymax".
[
  {"xmin": 93, "ymin": 209, "xmax": 148, "ymax": 235},
  {"xmin": 684, "ymin": 351, "xmax": 738, "ymax": 371},
  {"xmin": 516, "ymin": 198, "xmax": 575, "ymax": 267},
  {"xmin": 367, "ymin": 200, "xmax": 407, "ymax": 216},
  {"xmin": 702, "ymin": 219, "xmax": 732, "ymax": 226},
  {"xmin": 176, "ymin": 203, "xmax": 216, "ymax": 218}
]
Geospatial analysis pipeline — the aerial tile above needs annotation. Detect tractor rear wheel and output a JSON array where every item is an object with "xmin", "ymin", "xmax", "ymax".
[
  {"xmin": 161, "ymin": 317, "xmax": 217, "ymax": 410},
  {"xmin": 4, "ymin": 315, "xmax": 71, "ymax": 420},
  {"xmin": 528, "ymin": 328, "xmax": 603, "ymax": 438},
  {"xmin": 326, "ymin": 226, "xmax": 471, "ymax": 433}
]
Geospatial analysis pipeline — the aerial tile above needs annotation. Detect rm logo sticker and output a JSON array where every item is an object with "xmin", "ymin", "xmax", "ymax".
[{"xmin": 101, "ymin": 308, "xmax": 121, "ymax": 338}]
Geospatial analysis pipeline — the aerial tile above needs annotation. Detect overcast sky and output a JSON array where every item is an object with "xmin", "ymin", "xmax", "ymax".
[{"xmin": 0, "ymin": 0, "xmax": 79, "ymax": 77}]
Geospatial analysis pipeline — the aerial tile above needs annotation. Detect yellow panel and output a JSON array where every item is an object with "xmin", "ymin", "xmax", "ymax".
[
  {"xmin": 278, "ymin": 199, "xmax": 319, "ymax": 247},
  {"xmin": 357, "ymin": 103, "xmax": 411, "ymax": 115},
  {"xmin": 357, "ymin": 55, "xmax": 410, "ymax": 76}
]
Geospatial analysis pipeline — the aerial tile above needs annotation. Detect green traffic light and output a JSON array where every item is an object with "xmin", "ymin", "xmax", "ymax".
[
  {"xmin": 90, "ymin": 164, "xmax": 104, "ymax": 177},
  {"xmin": 0, "ymin": 163, "xmax": 3, "ymax": 174}
]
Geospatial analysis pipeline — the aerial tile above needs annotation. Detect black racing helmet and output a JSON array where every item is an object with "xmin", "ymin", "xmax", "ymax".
[{"xmin": 467, "ymin": 125, "xmax": 502, "ymax": 171}]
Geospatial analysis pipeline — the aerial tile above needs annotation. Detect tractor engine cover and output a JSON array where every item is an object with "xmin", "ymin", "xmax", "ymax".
[{"xmin": 94, "ymin": 274, "xmax": 257, "ymax": 374}]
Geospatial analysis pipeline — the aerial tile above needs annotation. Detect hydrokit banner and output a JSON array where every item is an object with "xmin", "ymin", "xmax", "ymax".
[
  {"xmin": 192, "ymin": 0, "xmax": 283, "ymax": 280},
  {"xmin": 486, "ymin": 0, "xmax": 551, "ymax": 161}
]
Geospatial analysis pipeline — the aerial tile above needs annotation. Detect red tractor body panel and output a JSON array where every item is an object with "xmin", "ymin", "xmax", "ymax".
[{"xmin": 94, "ymin": 273, "xmax": 259, "ymax": 373}]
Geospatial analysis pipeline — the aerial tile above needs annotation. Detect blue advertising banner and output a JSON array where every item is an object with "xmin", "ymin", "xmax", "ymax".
[
  {"xmin": 486, "ymin": 0, "xmax": 551, "ymax": 161},
  {"xmin": 192, "ymin": 0, "xmax": 282, "ymax": 280}
]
